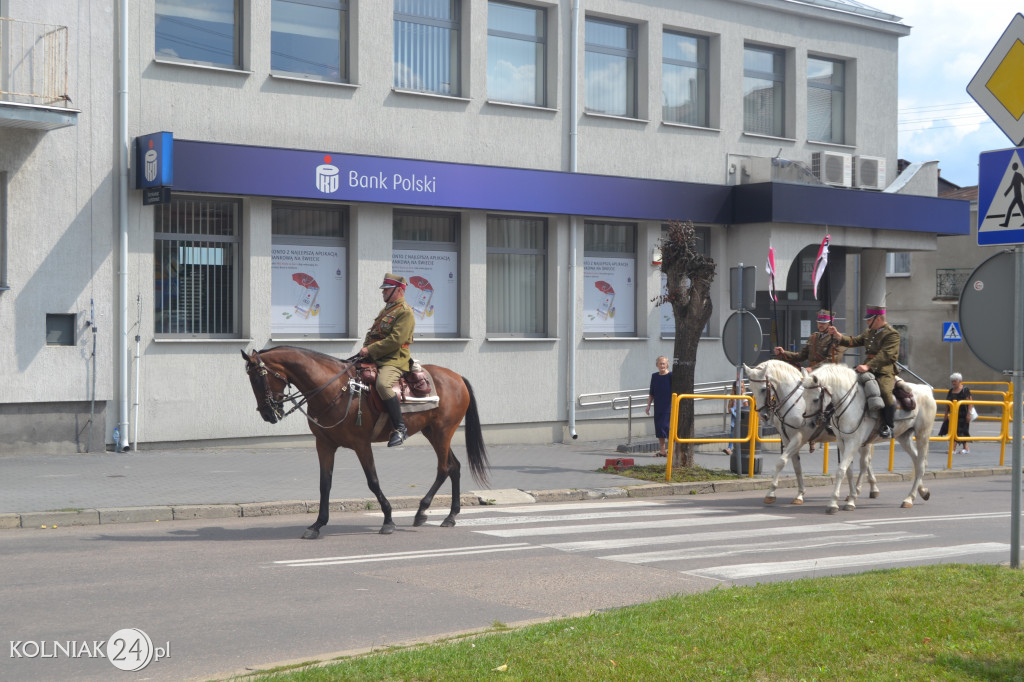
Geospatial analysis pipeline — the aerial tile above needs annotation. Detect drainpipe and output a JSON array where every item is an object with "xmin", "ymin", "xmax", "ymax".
[
  {"xmin": 566, "ymin": 0, "xmax": 580, "ymax": 440},
  {"xmin": 117, "ymin": 0, "xmax": 129, "ymax": 451}
]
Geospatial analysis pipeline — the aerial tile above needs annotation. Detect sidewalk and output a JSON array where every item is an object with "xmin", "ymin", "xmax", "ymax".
[{"xmin": 0, "ymin": 434, "xmax": 1013, "ymax": 530}]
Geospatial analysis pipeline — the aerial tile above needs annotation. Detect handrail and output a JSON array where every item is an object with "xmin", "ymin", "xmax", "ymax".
[
  {"xmin": 578, "ymin": 380, "xmax": 734, "ymax": 408},
  {"xmin": 0, "ymin": 17, "xmax": 70, "ymax": 106}
]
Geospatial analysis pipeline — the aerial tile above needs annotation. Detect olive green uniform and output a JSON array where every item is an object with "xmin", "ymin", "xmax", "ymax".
[
  {"xmin": 837, "ymin": 323, "xmax": 901, "ymax": 406},
  {"xmin": 778, "ymin": 332, "xmax": 847, "ymax": 369},
  {"xmin": 363, "ymin": 299, "xmax": 415, "ymax": 399}
]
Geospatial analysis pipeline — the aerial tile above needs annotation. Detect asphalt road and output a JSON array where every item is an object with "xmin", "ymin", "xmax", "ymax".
[{"xmin": 2, "ymin": 474, "xmax": 1017, "ymax": 681}]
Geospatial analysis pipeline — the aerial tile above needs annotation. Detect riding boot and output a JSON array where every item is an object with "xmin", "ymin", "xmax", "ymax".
[
  {"xmin": 383, "ymin": 395, "xmax": 408, "ymax": 447},
  {"xmin": 878, "ymin": 403, "xmax": 895, "ymax": 440}
]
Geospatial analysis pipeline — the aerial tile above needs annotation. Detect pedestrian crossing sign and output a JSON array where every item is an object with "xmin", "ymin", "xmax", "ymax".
[
  {"xmin": 943, "ymin": 321, "xmax": 962, "ymax": 342},
  {"xmin": 978, "ymin": 146, "xmax": 1024, "ymax": 245}
]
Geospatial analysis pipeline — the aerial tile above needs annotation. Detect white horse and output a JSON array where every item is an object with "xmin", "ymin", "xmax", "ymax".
[
  {"xmin": 745, "ymin": 360, "xmax": 878, "ymax": 506},
  {"xmin": 802, "ymin": 363, "xmax": 937, "ymax": 513}
]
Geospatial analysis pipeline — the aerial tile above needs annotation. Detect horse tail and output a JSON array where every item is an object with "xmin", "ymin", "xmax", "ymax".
[{"xmin": 462, "ymin": 378, "xmax": 490, "ymax": 486}]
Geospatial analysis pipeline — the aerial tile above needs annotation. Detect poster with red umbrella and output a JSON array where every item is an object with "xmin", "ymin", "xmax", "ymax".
[
  {"xmin": 291, "ymin": 272, "xmax": 320, "ymax": 319},
  {"xmin": 408, "ymin": 275, "xmax": 434, "ymax": 319},
  {"xmin": 583, "ymin": 257, "xmax": 635, "ymax": 333},
  {"xmin": 270, "ymin": 244, "xmax": 346, "ymax": 335}
]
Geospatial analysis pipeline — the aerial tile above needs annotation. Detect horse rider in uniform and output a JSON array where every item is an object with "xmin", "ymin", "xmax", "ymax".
[
  {"xmin": 827, "ymin": 304, "xmax": 901, "ymax": 439},
  {"xmin": 360, "ymin": 273, "xmax": 415, "ymax": 447},
  {"xmin": 773, "ymin": 309, "xmax": 847, "ymax": 452}
]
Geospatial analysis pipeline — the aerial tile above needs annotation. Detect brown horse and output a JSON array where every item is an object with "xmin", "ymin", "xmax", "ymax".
[{"xmin": 241, "ymin": 346, "xmax": 488, "ymax": 539}]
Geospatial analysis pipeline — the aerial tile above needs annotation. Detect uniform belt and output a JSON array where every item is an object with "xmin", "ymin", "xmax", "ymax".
[{"xmin": 866, "ymin": 354, "xmax": 876, "ymax": 360}]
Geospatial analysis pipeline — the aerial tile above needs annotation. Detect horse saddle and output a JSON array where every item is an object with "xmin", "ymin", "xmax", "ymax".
[{"xmin": 353, "ymin": 361, "xmax": 439, "ymax": 413}]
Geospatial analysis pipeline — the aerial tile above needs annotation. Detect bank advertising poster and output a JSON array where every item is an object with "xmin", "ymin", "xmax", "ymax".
[
  {"xmin": 660, "ymin": 272, "xmax": 674, "ymax": 336},
  {"xmin": 271, "ymin": 245, "xmax": 346, "ymax": 335},
  {"xmin": 583, "ymin": 257, "xmax": 635, "ymax": 334},
  {"xmin": 392, "ymin": 249, "xmax": 458, "ymax": 335}
]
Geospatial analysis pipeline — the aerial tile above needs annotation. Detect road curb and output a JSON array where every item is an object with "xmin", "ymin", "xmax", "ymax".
[{"xmin": 2, "ymin": 468, "xmax": 1012, "ymax": 530}]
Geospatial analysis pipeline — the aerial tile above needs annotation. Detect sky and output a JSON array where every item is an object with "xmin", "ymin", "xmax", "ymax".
[{"xmin": 893, "ymin": 1, "xmax": 1022, "ymax": 188}]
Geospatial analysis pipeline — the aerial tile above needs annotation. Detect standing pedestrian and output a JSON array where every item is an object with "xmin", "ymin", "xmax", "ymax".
[
  {"xmin": 645, "ymin": 356, "xmax": 673, "ymax": 457},
  {"xmin": 939, "ymin": 372, "xmax": 972, "ymax": 454}
]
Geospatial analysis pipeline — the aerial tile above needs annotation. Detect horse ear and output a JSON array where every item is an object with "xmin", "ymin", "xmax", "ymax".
[
  {"xmin": 241, "ymin": 349, "xmax": 252, "ymax": 364},
  {"xmin": 801, "ymin": 367, "xmax": 810, "ymax": 377},
  {"xmin": 743, "ymin": 363, "xmax": 752, "ymax": 373}
]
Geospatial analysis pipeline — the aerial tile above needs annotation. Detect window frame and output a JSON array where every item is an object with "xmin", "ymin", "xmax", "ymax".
[
  {"xmin": 886, "ymin": 252, "xmax": 911, "ymax": 277},
  {"xmin": 393, "ymin": 0, "xmax": 462, "ymax": 96},
  {"xmin": 486, "ymin": 0, "xmax": 547, "ymax": 107},
  {"xmin": 583, "ymin": 220, "xmax": 637, "ymax": 337},
  {"xmin": 270, "ymin": 0, "xmax": 349, "ymax": 83},
  {"xmin": 743, "ymin": 43, "xmax": 786, "ymax": 137},
  {"xmin": 584, "ymin": 16, "xmax": 638, "ymax": 119},
  {"xmin": 486, "ymin": 214, "xmax": 548, "ymax": 337},
  {"xmin": 154, "ymin": 194, "xmax": 242, "ymax": 339},
  {"xmin": 392, "ymin": 209, "xmax": 461, "ymax": 339},
  {"xmin": 807, "ymin": 55, "xmax": 845, "ymax": 144},
  {"xmin": 661, "ymin": 30, "xmax": 709, "ymax": 127},
  {"xmin": 155, "ymin": 0, "xmax": 243, "ymax": 69}
]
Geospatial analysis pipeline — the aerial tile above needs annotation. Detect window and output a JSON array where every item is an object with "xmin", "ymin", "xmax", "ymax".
[
  {"xmin": 394, "ymin": 0, "xmax": 461, "ymax": 95},
  {"xmin": 659, "ymin": 225, "xmax": 709, "ymax": 337},
  {"xmin": 583, "ymin": 221, "xmax": 636, "ymax": 336},
  {"xmin": 886, "ymin": 252, "xmax": 911, "ymax": 276},
  {"xmin": 487, "ymin": 1, "xmax": 546, "ymax": 106},
  {"xmin": 393, "ymin": 211, "xmax": 460, "ymax": 337},
  {"xmin": 487, "ymin": 215, "xmax": 547, "ymax": 336},
  {"xmin": 743, "ymin": 45, "xmax": 785, "ymax": 136},
  {"xmin": 807, "ymin": 57, "xmax": 844, "ymax": 143},
  {"xmin": 585, "ymin": 17, "xmax": 637, "ymax": 118},
  {"xmin": 154, "ymin": 196, "xmax": 240, "ymax": 336},
  {"xmin": 155, "ymin": 0, "xmax": 241, "ymax": 68},
  {"xmin": 271, "ymin": 203, "xmax": 348, "ymax": 337},
  {"xmin": 271, "ymin": 0, "xmax": 348, "ymax": 81},
  {"xmin": 662, "ymin": 31, "xmax": 708, "ymax": 127},
  {"xmin": 0, "ymin": 172, "xmax": 7, "ymax": 291},
  {"xmin": 45, "ymin": 314, "xmax": 75, "ymax": 346}
]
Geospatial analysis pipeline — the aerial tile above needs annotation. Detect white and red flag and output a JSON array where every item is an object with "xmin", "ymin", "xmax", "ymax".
[
  {"xmin": 812, "ymin": 234, "xmax": 830, "ymax": 299},
  {"xmin": 765, "ymin": 245, "xmax": 777, "ymax": 302}
]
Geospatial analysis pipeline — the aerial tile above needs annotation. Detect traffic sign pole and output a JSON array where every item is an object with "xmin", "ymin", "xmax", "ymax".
[{"xmin": 1012, "ymin": 245, "xmax": 1022, "ymax": 569}]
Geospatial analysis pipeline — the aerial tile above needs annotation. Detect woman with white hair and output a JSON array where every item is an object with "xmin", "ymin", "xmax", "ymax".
[{"xmin": 938, "ymin": 372, "xmax": 972, "ymax": 454}]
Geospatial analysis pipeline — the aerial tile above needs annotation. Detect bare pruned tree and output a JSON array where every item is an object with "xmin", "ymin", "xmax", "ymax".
[{"xmin": 652, "ymin": 220, "xmax": 717, "ymax": 468}]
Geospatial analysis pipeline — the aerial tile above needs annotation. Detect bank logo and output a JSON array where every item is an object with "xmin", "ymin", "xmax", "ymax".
[
  {"xmin": 144, "ymin": 141, "xmax": 158, "ymax": 183},
  {"xmin": 106, "ymin": 628, "xmax": 155, "ymax": 672},
  {"xmin": 316, "ymin": 155, "xmax": 340, "ymax": 194}
]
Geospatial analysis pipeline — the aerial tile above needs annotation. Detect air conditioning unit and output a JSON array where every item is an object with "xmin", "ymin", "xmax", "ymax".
[
  {"xmin": 854, "ymin": 155, "xmax": 887, "ymax": 190},
  {"xmin": 811, "ymin": 151, "xmax": 853, "ymax": 187}
]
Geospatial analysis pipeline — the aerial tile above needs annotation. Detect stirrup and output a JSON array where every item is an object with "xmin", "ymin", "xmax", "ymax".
[
  {"xmin": 387, "ymin": 426, "xmax": 408, "ymax": 447},
  {"xmin": 878, "ymin": 425, "xmax": 893, "ymax": 439}
]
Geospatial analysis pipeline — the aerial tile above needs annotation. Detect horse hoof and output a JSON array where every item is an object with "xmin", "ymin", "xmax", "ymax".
[
  {"xmin": 301, "ymin": 528, "xmax": 320, "ymax": 540},
  {"xmin": 379, "ymin": 523, "xmax": 396, "ymax": 535},
  {"xmin": 843, "ymin": 503, "xmax": 856, "ymax": 512},
  {"xmin": 826, "ymin": 507, "xmax": 839, "ymax": 515},
  {"xmin": 413, "ymin": 513, "xmax": 429, "ymax": 527},
  {"xmin": 869, "ymin": 491, "xmax": 880, "ymax": 499},
  {"xmin": 790, "ymin": 499, "xmax": 804, "ymax": 506},
  {"xmin": 901, "ymin": 501, "xmax": 913, "ymax": 509},
  {"xmin": 440, "ymin": 516, "xmax": 456, "ymax": 528},
  {"xmin": 920, "ymin": 488, "xmax": 931, "ymax": 501},
  {"xmin": 763, "ymin": 496, "xmax": 776, "ymax": 504}
]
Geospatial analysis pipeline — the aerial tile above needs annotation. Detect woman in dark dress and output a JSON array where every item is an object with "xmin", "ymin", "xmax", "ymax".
[
  {"xmin": 939, "ymin": 372, "xmax": 972, "ymax": 454},
  {"xmin": 645, "ymin": 356, "xmax": 673, "ymax": 456}
]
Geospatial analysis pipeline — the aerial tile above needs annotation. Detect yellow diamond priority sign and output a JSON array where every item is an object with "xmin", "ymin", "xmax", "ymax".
[{"xmin": 968, "ymin": 13, "xmax": 1024, "ymax": 146}]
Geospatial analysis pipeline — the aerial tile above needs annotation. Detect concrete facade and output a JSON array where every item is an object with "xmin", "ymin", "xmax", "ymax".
[{"xmin": 0, "ymin": 0, "xmax": 970, "ymax": 454}]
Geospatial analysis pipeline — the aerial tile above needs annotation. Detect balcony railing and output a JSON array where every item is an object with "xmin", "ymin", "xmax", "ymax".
[
  {"xmin": 935, "ymin": 268, "xmax": 972, "ymax": 300},
  {"xmin": 0, "ymin": 16, "xmax": 70, "ymax": 107}
]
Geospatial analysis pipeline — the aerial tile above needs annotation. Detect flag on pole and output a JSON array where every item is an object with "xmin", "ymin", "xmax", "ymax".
[
  {"xmin": 765, "ymin": 245, "xmax": 777, "ymax": 302},
  {"xmin": 812, "ymin": 234, "xmax": 830, "ymax": 299}
]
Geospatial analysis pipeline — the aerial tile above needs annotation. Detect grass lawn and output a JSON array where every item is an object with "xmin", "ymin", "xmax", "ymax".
[{"xmin": 240, "ymin": 564, "xmax": 1024, "ymax": 681}]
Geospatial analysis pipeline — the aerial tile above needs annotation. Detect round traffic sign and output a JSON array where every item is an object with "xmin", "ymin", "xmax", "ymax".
[
  {"xmin": 959, "ymin": 250, "xmax": 1015, "ymax": 371},
  {"xmin": 722, "ymin": 311, "xmax": 762, "ymax": 366}
]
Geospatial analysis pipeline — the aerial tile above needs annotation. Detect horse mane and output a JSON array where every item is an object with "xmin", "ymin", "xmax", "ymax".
[
  {"xmin": 260, "ymin": 345, "xmax": 348, "ymax": 370},
  {"xmin": 762, "ymin": 359, "xmax": 803, "ymax": 384},
  {"xmin": 808, "ymin": 362, "xmax": 856, "ymax": 387}
]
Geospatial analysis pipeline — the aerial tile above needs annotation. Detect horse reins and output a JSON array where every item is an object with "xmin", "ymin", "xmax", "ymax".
[
  {"xmin": 750, "ymin": 375, "xmax": 808, "ymax": 441},
  {"xmin": 247, "ymin": 351, "xmax": 354, "ymax": 428}
]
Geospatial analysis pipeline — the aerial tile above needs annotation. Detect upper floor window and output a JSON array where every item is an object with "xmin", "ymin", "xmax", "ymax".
[
  {"xmin": 487, "ymin": 1, "xmax": 546, "ymax": 106},
  {"xmin": 886, "ymin": 252, "xmax": 911, "ymax": 277},
  {"xmin": 155, "ymin": 196, "xmax": 240, "ymax": 337},
  {"xmin": 743, "ymin": 45, "xmax": 784, "ymax": 137},
  {"xmin": 156, "ymin": 0, "xmax": 241, "ymax": 68},
  {"xmin": 662, "ymin": 31, "xmax": 708, "ymax": 127},
  {"xmin": 487, "ymin": 215, "xmax": 547, "ymax": 336},
  {"xmin": 393, "ymin": 211, "xmax": 460, "ymax": 337},
  {"xmin": 807, "ymin": 57, "xmax": 844, "ymax": 144},
  {"xmin": 585, "ymin": 17, "xmax": 637, "ymax": 118},
  {"xmin": 271, "ymin": 0, "xmax": 348, "ymax": 82},
  {"xmin": 394, "ymin": 0, "xmax": 461, "ymax": 96},
  {"xmin": 583, "ymin": 221, "xmax": 636, "ymax": 336}
]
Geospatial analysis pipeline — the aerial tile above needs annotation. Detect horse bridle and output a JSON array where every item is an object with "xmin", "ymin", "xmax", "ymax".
[
  {"xmin": 802, "ymin": 378, "xmax": 863, "ymax": 435},
  {"xmin": 246, "ymin": 351, "xmax": 353, "ymax": 427},
  {"xmin": 750, "ymin": 375, "xmax": 806, "ymax": 440}
]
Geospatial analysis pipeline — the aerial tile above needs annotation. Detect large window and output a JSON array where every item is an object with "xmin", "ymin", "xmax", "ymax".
[
  {"xmin": 154, "ymin": 196, "xmax": 240, "ymax": 336},
  {"xmin": 662, "ymin": 31, "xmax": 708, "ymax": 127},
  {"xmin": 807, "ymin": 57, "xmax": 844, "ymax": 143},
  {"xmin": 155, "ymin": 0, "xmax": 241, "ymax": 68},
  {"xmin": 271, "ymin": 0, "xmax": 348, "ymax": 82},
  {"xmin": 743, "ymin": 45, "xmax": 785, "ymax": 136},
  {"xmin": 583, "ymin": 221, "xmax": 636, "ymax": 336},
  {"xmin": 394, "ymin": 0, "xmax": 461, "ymax": 96},
  {"xmin": 271, "ymin": 203, "xmax": 348, "ymax": 337},
  {"xmin": 393, "ymin": 211, "xmax": 460, "ymax": 337},
  {"xmin": 487, "ymin": 215, "xmax": 547, "ymax": 336},
  {"xmin": 487, "ymin": 1, "xmax": 546, "ymax": 106},
  {"xmin": 585, "ymin": 17, "xmax": 637, "ymax": 118}
]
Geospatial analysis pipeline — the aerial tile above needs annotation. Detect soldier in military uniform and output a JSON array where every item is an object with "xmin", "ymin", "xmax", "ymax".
[
  {"xmin": 359, "ymin": 273, "xmax": 415, "ymax": 447},
  {"xmin": 827, "ymin": 304, "xmax": 901, "ymax": 439},
  {"xmin": 772, "ymin": 309, "xmax": 847, "ymax": 369}
]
